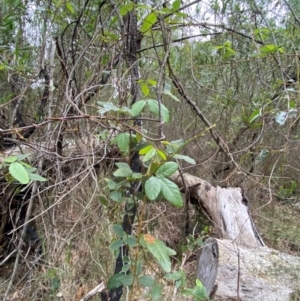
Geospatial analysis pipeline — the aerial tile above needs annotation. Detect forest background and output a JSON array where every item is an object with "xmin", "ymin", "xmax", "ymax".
[{"xmin": 0, "ymin": 0, "xmax": 300, "ymax": 300}]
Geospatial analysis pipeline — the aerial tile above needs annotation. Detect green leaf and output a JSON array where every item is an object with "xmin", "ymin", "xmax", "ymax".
[
  {"xmin": 141, "ymin": 12, "xmax": 157, "ymax": 33},
  {"xmin": 98, "ymin": 101, "xmax": 119, "ymax": 114},
  {"xmin": 9, "ymin": 162, "xmax": 29, "ymax": 184},
  {"xmin": 131, "ymin": 100, "xmax": 146, "ymax": 117},
  {"xmin": 249, "ymin": 109, "xmax": 261, "ymax": 123},
  {"xmin": 113, "ymin": 168, "xmax": 132, "ymax": 177},
  {"xmin": 120, "ymin": 2, "xmax": 134, "ymax": 16},
  {"xmin": 105, "ymin": 178, "xmax": 116, "ymax": 190},
  {"xmin": 136, "ymin": 132, "xmax": 143, "ymax": 142},
  {"xmin": 173, "ymin": 154, "xmax": 196, "ymax": 164},
  {"xmin": 147, "ymin": 79, "xmax": 157, "ymax": 86},
  {"xmin": 182, "ymin": 280, "xmax": 208, "ymax": 299},
  {"xmin": 16, "ymin": 154, "xmax": 30, "ymax": 161},
  {"xmin": 121, "ymin": 264, "xmax": 131, "ymax": 273},
  {"xmin": 110, "ymin": 191, "xmax": 122, "ymax": 202},
  {"xmin": 139, "ymin": 145, "xmax": 154, "ymax": 155},
  {"xmin": 142, "ymin": 147, "xmax": 156, "ymax": 162},
  {"xmin": 145, "ymin": 176, "xmax": 161, "ymax": 200},
  {"xmin": 172, "ymin": 0, "xmax": 181, "ymax": 11},
  {"xmin": 132, "ymin": 172, "xmax": 143, "ymax": 179},
  {"xmin": 157, "ymin": 149, "xmax": 167, "ymax": 161},
  {"xmin": 141, "ymin": 82, "xmax": 150, "ymax": 97},
  {"xmin": 160, "ymin": 177, "xmax": 183, "ymax": 207},
  {"xmin": 136, "ymin": 260, "xmax": 143, "ymax": 276},
  {"xmin": 104, "ymin": 31, "xmax": 119, "ymax": 42},
  {"xmin": 147, "ymin": 99, "xmax": 170, "ymax": 123},
  {"xmin": 165, "ymin": 271, "xmax": 183, "ymax": 281},
  {"xmin": 164, "ymin": 89, "xmax": 180, "ymax": 102},
  {"xmin": 4, "ymin": 156, "xmax": 17, "ymax": 163},
  {"xmin": 155, "ymin": 162, "xmax": 178, "ymax": 177},
  {"xmin": 109, "ymin": 239, "xmax": 123, "ymax": 251},
  {"xmin": 98, "ymin": 195, "xmax": 109, "ymax": 207},
  {"xmin": 124, "ymin": 235, "xmax": 137, "ymax": 248},
  {"xmin": 115, "ymin": 133, "xmax": 130, "ymax": 152},
  {"xmin": 27, "ymin": 173, "xmax": 47, "ymax": 182},
  {"xmin": 107, "ymin": 273, "xmax": 133, "ymax": 289},
  {"xmin": 151, "ymin": 284, "xmax": 162, "ymax": 300},
  {"xmin": 115, "ymin": 162, "xmax": 131, "ymax": 170},
  {"xmin": 66, "ymin": 1, "xmax": 75, "ymax": 14},
  {"xmin": 138, "ymin": 275, "xmax": 155, "ymax": 287},
  {"xmin": 112, "ymin": 224, "xmax": 124, "ymax": 237},
  {"xmin": 141, "ymin": 234, "xmax": 176, "ymax": 273}
]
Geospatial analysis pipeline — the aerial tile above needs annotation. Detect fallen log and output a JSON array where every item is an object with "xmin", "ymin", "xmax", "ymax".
[
  {"xmin": 170, "ymin": 171, "xmax": 300, "ymax": 300},
  {"xmin": 197, "ymin": 238, "xmax": 300, "ymax": 300},
  {"xmin": 170, "ymin": 171, "xmax": 264, "ymax": 248}
]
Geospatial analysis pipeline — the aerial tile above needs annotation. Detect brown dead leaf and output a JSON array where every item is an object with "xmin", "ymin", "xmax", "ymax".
[{"xmin": 74, "ymin": 284, "xmax": 85, "ymax": 300}]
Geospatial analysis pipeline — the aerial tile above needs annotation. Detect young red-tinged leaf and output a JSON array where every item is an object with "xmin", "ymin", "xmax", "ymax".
[{"xmin": 141, "ymin": 234, "xmax": 176, "ymax": 273}]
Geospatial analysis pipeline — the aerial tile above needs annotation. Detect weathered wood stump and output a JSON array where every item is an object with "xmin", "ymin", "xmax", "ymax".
[
  {"xmin": 197, "ymin": 238, "xmax": 300, "ymax": 300},
  {"xmin": 170, "ymin": 171, "xmax": 300, "ymax": 300}
]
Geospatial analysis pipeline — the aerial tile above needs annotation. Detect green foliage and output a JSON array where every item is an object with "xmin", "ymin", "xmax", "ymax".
[
  {"xmin": 98, "ymin": 99, "xmax": 170, "ymax": 122},
  {"xmin": 141, "ymin": 12, "xmax": 157, "ymax": 33},
  {"xmin": 2, "ymin": 154, "xmax": 47, "ymax": 184},
  {"xmin": 108, "ymin": 273, "xmax": 134, "ymax": 289},
  {"xmin": 215, "ymin": 41, "xmax": 235, "ymax": 58},
  {"xmin": 140, "ymin": 234, "xmax": 176, "ymax": 273},
  {"xmin": 182, "ymin": 279, "xmax": 209, "ymax": 300}
]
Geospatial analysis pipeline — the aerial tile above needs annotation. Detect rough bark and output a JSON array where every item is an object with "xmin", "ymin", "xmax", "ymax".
[
  {"xmin": 170, "ymin": 171, "xmax": 300, "ymax": 300},
  {"xmin": 170, "ymin": 171, "xmax": 264, "ymax": 248},
  {"xmin": 197, "ymin": 238, "xmax": 300, "ymax": 301}
]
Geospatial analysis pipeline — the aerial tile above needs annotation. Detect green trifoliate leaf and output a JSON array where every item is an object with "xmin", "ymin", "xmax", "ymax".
[{"xmin": 155, "ymin": 162, "xmax": 178, "ymax": 177}]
